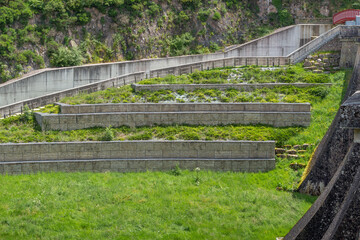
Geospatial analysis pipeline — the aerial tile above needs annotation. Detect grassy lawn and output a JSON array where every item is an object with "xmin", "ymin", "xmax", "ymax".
[
  {"xmin": 0, "ymin": 67, "xmax": 351, "ymax": 239},
  {"xmin": 0, "ymin": 170, "xmax": 316, "ymax": 240}
]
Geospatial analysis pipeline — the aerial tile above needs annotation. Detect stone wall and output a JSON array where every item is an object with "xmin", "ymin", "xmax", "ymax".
[
  {"xmin": 35, "ymin": 110, "xmax": 310, "ymax": 131},
  {"xmin": 303, "ymin": 52, "xmax": 340, "ymax": 73},
  {"xmin": 317, "ymin": 36, "xmax": 342, "ymax": 52},
  {"xmin": 58, "ymin": 102, "xmax": 311, "ymax": 114},
  {"xmin": 131, "ymin": 83, "xmax": 332, "ymax": 92},
  {"xmin": 0, "ymin": 140, "xmax": 275, "ymax": 174}
]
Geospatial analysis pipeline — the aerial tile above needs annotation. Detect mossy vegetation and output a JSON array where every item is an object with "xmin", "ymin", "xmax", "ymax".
[
  {"xmin": 0, "ymin": 0, "xmax": 354, "ymax": 82},
  {"xmin": 59, "ymin": 66, "xmax": 340, "ymax": 105},
  {"xmin": 139, "ymin": 65, "xmax": 332, "ymax": 85}
]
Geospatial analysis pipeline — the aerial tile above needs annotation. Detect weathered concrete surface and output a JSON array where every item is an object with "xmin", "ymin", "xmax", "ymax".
[
  {"xmin": 58, "ymin": 102, "xmax": 311, "ymax": 114},
  {"xmin": 285, "ymin": 143, "xmax": 360, "ymax": 239},
  {"xmin": 285, "ymin": 90, "xmax": 360, "ymax": 239},
  {"xmin": 298, "ymin": 45, "xmax": 360, "ymax": 196},
  {"xmin": 340, "ymin": 91, "xmax": 360, "ymax": 129},
  {"xmin": 225, "ymin": 24, "xmax": 332, "ymax": 58},
  {"xmin": 288, "ymin": 26, "xmax": 341, "ymax": 64},
  {"xmin": 34, "ymin": 111, "xmax": 310, "ymax": 131},
  {"xmin": 35, "ymin": 102, "xmax": 311, "ymax": 131},
  {"xmin": 340, "ymin": 26, "xmax": 360, "ymax": 68},
  {"xmin": 0, "ymin": 72, "xmax": 144, "ymax": 118},
  {"xmin": 0, "ymin": 140, "xmax": 275, "ymax": 174}
]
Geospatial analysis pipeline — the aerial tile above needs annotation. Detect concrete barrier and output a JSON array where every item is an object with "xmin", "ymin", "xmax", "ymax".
[
  {"xmin": 131, "ymin": 83, "xmax": 333, "ymax": 92},
  {"xmin": 57, "ymin": 102, "xmax": 311, "ymax": 114},
  {"xmin": 0, "ymin": 140, "xmax": 275, "ymax": 174},
  {"xmin": 0, "ymin": 72, "xmax": 145, "ymax": 118}
]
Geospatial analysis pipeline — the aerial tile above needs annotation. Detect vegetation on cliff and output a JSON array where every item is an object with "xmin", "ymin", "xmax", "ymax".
[{"xmin": 0, "ymin": 0, "xmax": 355, "ymax": 83}]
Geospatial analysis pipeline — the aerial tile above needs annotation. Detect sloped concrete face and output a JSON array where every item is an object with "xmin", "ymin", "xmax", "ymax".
[
  {"xmin": 285, "ymin": 91, "xmax": 360, "ymax": 239},
  {"xmin": 298, "ymin": 44, "xmax": 360, "ymax": 196},
  {"xmin": 285, "ymin": 143, "xmax": 360, "ymax": 239}
]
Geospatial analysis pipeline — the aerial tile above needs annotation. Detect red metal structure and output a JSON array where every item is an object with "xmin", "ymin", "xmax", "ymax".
[{"xmin": 333, "ymin": 9, "xmax": 360, "ymax": 24}]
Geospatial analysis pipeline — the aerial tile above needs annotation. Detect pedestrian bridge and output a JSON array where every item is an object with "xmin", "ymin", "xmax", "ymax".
[{"xmin": 333, "ymin": 9, "xmax": 360, "ymax": 24}]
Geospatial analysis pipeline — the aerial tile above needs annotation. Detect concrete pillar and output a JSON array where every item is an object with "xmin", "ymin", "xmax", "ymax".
[{"xmin": 340, "ymin": 41, "xmax": 359, "ymax": 68}]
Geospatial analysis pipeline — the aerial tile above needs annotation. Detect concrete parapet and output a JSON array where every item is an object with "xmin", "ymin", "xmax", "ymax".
[
  {"xmin": 0, "ymin": 72, "xmax": 145, "ymax": 118},
  {"xmin": 34, "ymin": 110, "xmax": 311, "ymax": 131},
  {"xmin": 131, "ymin": 83, "xmax": 332, "ymax": 92},
  {"xmin": 58, "ymin": 102, "xmax": 311, "ymax": 114},
  {"xmin": 149, "ymin": 57, "xmax": 290, "ymax": 78},
  {"xmin": 0, "ymin": 140, "xmax": 275, "ymax": 174}
]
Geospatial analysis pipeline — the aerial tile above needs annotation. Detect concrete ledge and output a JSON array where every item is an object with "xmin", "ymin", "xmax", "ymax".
[
  {"xmin": 132, "ymin": 83, "xmax": 332, "ymax": 92},
  {"xmin": 0, "ymin": 140, "xmax": 275, "ymax": 174},
  {"xmin": 340, "ymin": 90, "xmax": 360, "ymax": 129},
  {"xmin": 57, "ymin": 102, "xmax": 311, "ymax": 114},
  {"xmin": 35, "ymin": 110, "xmax": 311, "ymax": 130}
]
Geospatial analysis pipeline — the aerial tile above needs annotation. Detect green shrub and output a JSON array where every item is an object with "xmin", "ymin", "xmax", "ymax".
[
  {"xmin": 100, "ymin": 126, "xmax": 114, "ymax": 141},
  {"xmin": 212, "ymin": 11, "xmax": 221, "ymax": 21},
  {"xmin": 170, "ymin": 33, "xmax": 195, "ymax": 56},
  {"xmin": 50, "ymin": 46, "xmax": 84, "ymax": 67},
  {"xmin": 128, "ymin": 132, "xmax": 153, "ymax": 140},
  {"xmin": 197, "ymin": 8, "xmax": 211, "ymax": 22},
  {"xmin": 76, "ymin": 11, "xmax": 91, "ymax": 25},
  {"xmin": 180, "ymin": 131, "xmax": 201, "ymax": 140},
  {"xmin": 20, "ymin": 105, "xmax": 33, "ymax": 123},
  {"xmin": 177, "ymin": 11, "xmax": 190, "ymax": 23},
  {"xmin": 308, "ymin": 87, "xmax": 329, "ymax": 99}
]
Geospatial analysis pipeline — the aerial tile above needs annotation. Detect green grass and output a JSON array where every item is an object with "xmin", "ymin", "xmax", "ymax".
[
  {"xmin": 59, "ymin": 82, "xmax": 334, "ymax": 105},
  {"xmin": 138, "ymin": 64, "xmax": 332, "ymax": 85},
  {"xmin": 58, "ymin": 65, "xmax": 338, "ymax": 105},
  {"xmin": 0, "ymin": 170, "xmax": 316, "ymax": 240}
]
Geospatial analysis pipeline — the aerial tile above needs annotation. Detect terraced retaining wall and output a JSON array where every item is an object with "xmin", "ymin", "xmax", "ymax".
[
  {"xmin": 0, "ymin": 140, "xmax": 275, "ymax": 174},
  {"xmin": 35, "ymin": 107, "xmax": 311, "ymax": 131},
  {"xmin": 58, "ymin": 102, "xmax": 311, "ymax": 114},
  {"xmin": 131, "ymin": 83, "xmax": 332, "ymax": 92}
]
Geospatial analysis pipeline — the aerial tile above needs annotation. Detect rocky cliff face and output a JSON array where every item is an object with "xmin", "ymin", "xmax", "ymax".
[{"xmin": 0, "ymin": 0, "xmax": 352, "ymax": 83}]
